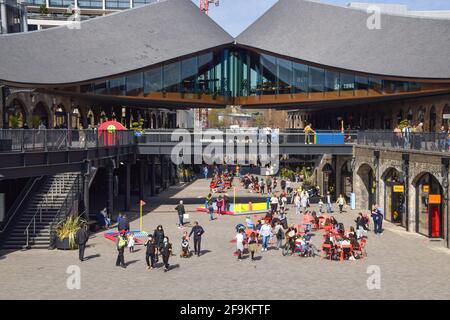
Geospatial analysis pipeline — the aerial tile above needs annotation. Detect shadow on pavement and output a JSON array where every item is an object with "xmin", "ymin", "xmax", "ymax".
[{"xmin": 84, "ymin": 253, "xmax": 101, "ymax": 261}]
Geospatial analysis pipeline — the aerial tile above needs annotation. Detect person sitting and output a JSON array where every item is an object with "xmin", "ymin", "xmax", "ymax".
[
  {"xmin": 329, "ymin": 216, "xmax": 339, "ymax": 229},
  {"xmin": 286, "ymin": 226, "xmax": 298, "ymax": 253},
  {"xmin": 322, "ymin": 234, "xmax": 335, "ymax": 258},
  {"xmin": 180, "ymin": 236, "xmax": 192, "ymax": 258},
  {"xmin": 255, "ymin": 220, "xmax": 263, "ymax": 231},
  {"xmin": 340, "ymin": 236, "xmax": 352, "ymax": 260}
]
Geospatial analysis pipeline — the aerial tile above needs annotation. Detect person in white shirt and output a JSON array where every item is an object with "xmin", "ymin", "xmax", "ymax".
[
  {"xmin": 300, "ymin": 191, "xmax": 309, "ymax": 214},
  {"xmin": 259, "ymin": 221, "xmax": 272, "ymax": 252},
  {"xmin": 294, "ymin": 194, "xmax": 301, "ymax": 215},
  {"xmin": 235, "ymin": 230, "xmax": 245, "ymax": 261},
  {"xmin": 270, "ymin": 194, "xmax": 279, "ymax": 214}
]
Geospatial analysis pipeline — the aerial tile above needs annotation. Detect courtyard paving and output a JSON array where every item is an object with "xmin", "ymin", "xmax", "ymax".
[{"xmin": 1, "ymin": 178, "xmax": 450, "ymax": 300}]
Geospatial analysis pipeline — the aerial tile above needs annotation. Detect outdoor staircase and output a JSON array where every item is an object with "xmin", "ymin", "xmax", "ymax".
[{"xmin": 1, "ymin": 173, "xmax": 81, "ymax": 250}]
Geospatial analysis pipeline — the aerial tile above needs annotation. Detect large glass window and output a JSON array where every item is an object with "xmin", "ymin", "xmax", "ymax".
[
  {"xmin": 278, "ymin": 58, "xmax": 293, "ymax": 94},
  {"xmin": 49, "ymin": 0, "xmax": 74, "ymax": 7},
  {"xmin": 293, "ymin": 62, "xmax": 308, "ymax": 96},
  {"xmin": 309, "ymin": 66, "xmax": 324, "ymax": 95},
  {"xmin": 163, "ymin": 61, "xmax": 181, "ymax": 93},
  {"xmin": 369, "ymin": 77, "xmax": 383, "ymax": 94},
  {"xmin": 94, "ymin": 81, "xmax": 107, "ymax": 95},
  {"xmin": 325, "ymin": 70, "xmax": 340, "ymax": 93},
  {"xmin": 106, "ymin": 0, "xmax": 130, "ymax": 9},
  {"xmin": 409, "ymin": 82, "xmax": 421, "ymax": 92},
  {"xmin": 260, "ymin": 54, "xmax": 277, "ymax": 95},
  {"xmin": 355, "ymin": 76, "xmax": 369, "ymax": 96},
  {"xmin": 126, "ymin": 73, "xmax": 144, "ymax": 96},
  {"xmin": 78, "ymin": 0, "xmax": 102, "ymax": 8},
  {"xmin": 144, "ymin": 66, "xmax": 162, "ymax": 94},
  {"xmin": 198, "ymin": 52, "xmax": 214, "ymax": 94},
  {"xmin": 181, "ymin": 57, "xmax": 198, "ymax": 94},
  {"xmin": 108, "ymin": 77, "xmax": 126, "ymax": 95},
  {"xmin": 340, "ymin": 73, "xmax": 355, "ymax": 97},
  {"xmin": 133, "ymin": 0, "xmax": 157, "ymax": 7}
]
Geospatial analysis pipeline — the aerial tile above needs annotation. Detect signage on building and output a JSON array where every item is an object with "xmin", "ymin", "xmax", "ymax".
[
  {"xmin": 422, "ymin": 185, "xmax": 430, "ymax": 193},
  {"xmin": 393, "ymin": 185, "xmax": 404, "ymax": 193},
  {"xmin": 443, "ymin": 114, "xmax": 450, "ymax": 119},
  {"xmin": 429, "ymin": 194, "xmax": 442, "ymax": 205}
]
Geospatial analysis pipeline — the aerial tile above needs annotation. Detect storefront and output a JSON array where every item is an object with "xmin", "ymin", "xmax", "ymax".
[
  {"xmin": 416, "ymin": 173, "xmax": 443, "ymax": 238},
  {"xmin": 384, "ymin": 169, "xmax": 406, "ymax": 227},
  {"xmin": 322, "ymin": 164, "xmax": 335, "ymax": 198}
]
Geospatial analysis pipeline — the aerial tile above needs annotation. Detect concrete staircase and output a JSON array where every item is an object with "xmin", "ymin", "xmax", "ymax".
[{"xmin": 1, "ymin": 173, "xmax": 81, "ymax": 250}]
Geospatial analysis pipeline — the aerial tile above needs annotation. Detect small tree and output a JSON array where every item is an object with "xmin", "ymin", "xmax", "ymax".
[{"xmin": 39, "ymin": 4, "xmax": 49, "ymax": 14}]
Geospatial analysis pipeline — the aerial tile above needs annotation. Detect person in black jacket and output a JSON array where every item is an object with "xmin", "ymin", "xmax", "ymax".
[
  {"xmin": 160, "ymin": 236, "xmax": 172, "ymax": 272},
  {"xmin": 153, "ymin": 225, "xmax": 165, "ymax": 262},
  {"xmin": 144, "ymin": 235, "xmax": 157, "ymax": 270},
  {"xmin": 117, "ymin": 213, "xmax": 130, "ymax": 233},
  {"xmin": 75, "ymin": 225, "xmax": 89, "ymax": 262},
  {"xmin": 189, "ymin": 221, "xmax": 205, "ymax": 257}
]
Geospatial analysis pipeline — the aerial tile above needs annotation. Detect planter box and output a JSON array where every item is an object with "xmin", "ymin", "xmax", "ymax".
[{"xmin": 55, "ymin": 237, "xmax": 77, "ymax": 250}]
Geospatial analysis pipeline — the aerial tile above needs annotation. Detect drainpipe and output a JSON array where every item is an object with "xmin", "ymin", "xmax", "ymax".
[{"xmin": 402, "ymin": 154, "xmax": 410, "ymax": 232}]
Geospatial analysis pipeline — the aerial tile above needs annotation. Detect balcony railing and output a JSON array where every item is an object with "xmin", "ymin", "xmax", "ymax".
[
  {"xmin": 0, "ymin": 129, "xmax": 135, "ymax": 153},
  {"xmin": 357, "ymin": 131, "xmax": 450, "ymax": 153}
]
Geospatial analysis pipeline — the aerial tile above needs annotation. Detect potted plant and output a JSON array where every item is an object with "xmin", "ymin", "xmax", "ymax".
[{"xmin": 54, "ymin": 215, "xmax": 86, "ymax": 250}]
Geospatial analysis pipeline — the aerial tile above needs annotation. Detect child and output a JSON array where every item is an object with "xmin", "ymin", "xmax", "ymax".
[
  {"xmin": 180, "ymin": 236, "xmax": 191, "ymax": 258},
  {"xmin": 127, "ymin": 232, "xmax": 135, "ymax": 253},
  {"xmin": 318, "ymin": 198, "xmax": 324, "ymax": 214}
]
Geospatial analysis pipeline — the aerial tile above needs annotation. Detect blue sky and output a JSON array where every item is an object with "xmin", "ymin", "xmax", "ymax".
[{"xmin": 190, "ymin": 0, "xmax": 450, "ymax": 37}]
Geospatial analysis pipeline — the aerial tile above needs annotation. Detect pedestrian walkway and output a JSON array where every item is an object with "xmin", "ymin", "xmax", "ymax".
[{"xmin": 0, "ymin": 178, "xmax": 449, "ymax": 300}]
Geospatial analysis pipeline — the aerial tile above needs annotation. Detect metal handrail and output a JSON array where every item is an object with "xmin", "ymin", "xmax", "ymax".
[
  {"xmin": 0, "ymin": 176, "xmax": 44, "ymax": 234},
  {"xmin": 23, "ymin": 174, "xmax": 81, "ymax": 248}
]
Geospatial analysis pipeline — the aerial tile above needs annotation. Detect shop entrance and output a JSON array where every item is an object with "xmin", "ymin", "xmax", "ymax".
[
  {"xmin": 415, "ymin": 173, "xmax": 443, "ymax": 239},
  {"xmin": 383, "ymin": 168, "xmax": 405, "ymax": 227}
]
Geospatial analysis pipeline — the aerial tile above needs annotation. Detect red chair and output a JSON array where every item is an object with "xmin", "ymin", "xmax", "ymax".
[
  {"xmin": 321, "ymin": 244, "xmax": 333, "ymax": 260},
  {"xmin": 324, "ymin": 225, "xmax": 332, "ymax": 232}
]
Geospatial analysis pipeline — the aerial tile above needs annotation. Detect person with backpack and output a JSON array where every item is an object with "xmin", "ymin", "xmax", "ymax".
[
  {"xmin": 116, "ymin": 233, "xmax": 127, "ymax": 268},
  {"xmin": 273, "ymin": 221, "xmax": 285, "ymax": 250}
]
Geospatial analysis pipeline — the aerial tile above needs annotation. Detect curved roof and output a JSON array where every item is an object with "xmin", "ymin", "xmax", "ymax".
[
  {"xmin": 236, "ymin": 0, "xmax": 450, "ymax": 80},
  {"xmin": 0, "ymin": 0, "xmax": 234, "ymax": 86}
]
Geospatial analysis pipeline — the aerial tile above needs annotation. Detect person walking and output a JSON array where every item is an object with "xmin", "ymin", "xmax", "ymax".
[
  {"xmin": 371, "ymin": 205, "xmax": 384, "ymax": 235},
  {"xmin": 248, "ymin": 232, "xmax": 259, "ymax": 261},
  {"xmin": 144, "ymin": 235, "xmax": 157, "ymax": 270},
  {"xmin": 336, "ymin": 194, "xmax": 346, "ymax": 213},
  {"xmin": 266, "ymin": 176, "xmax": 272, "ymax": 194},
  {"xmin": 189, "ymin": 221, "xmax": 205, "ymax": 257},
  {"xmin": 260, "ymin": 221, "xmax": 272, "ymax": 252},
  {"xmin": 270, "ymin": 193, "xmax": 279, "ymax": 214},
  {"xmin": 300, "ymin": 191, "xmax": 309, "ymax": 214},
  {"xmin": 116, "ymin": 232, "xmax": 127, "ymax": 268},
  {"xmin": 273, "ymin": 221, "xmax": 285, "ymax": 250},
  {"xmin": 235, "ymin": 229, "xmax": 245, "ymax": 261},
  {"xmin": 208, "ymin": 200, "xmax": 215, "ymax": 221},
  {"xmin": 160, "ymin": 236, "xmax": 173, "ymax": 272},
  {"xmin": 294, "ymin": 193, "xmax": 301, "ymax": 215},
  {"xmin": 203, "ymin": 166, "xmax": 209, "ymax": 179},
  {"xmin": 153, "ymin": 225, "xmax": 165, "ymax": 262},
  {"xmin": 175, "ymin": 200, "xmax": 186, "ymax": 227},
  {"xmin": 75, "ymin": 224, "xmax": 89, "ymax": 262},
  {"xmin": 326, "ymin": 192, "xmax": 333, "ymax": 213},
  {"xmin": 117, "ymin": 213, "xmax": 130, "ymax": 233}
]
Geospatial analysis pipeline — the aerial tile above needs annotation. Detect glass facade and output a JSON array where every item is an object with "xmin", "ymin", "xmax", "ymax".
[
  {"xmin": 79, "ymin": 47, "xmax": 425, "ymax": 103},
  {"xmin": 78, "ymin": 0, "xmax": 102, "ymax": 8},
  {"xmin": 49, "ymin": 0, "xmax": 75, "ymax": 7},
  {"xmin": 106, "ymin": 0, "xmax": 130, "ymax": 9}
]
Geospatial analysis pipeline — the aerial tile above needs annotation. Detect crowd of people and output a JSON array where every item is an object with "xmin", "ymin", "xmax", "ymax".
[{"xmin": 110, "ymin": 212, "xmax": 206, "ymax": 272}]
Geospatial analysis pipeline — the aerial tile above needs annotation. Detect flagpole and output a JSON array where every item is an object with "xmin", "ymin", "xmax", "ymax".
[{"xmin": 233, "ymin": 187, "xmax": 236, "ymax": 214}]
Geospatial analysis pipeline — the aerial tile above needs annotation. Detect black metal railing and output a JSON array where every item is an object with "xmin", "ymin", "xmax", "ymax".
[
  {"xmin": 0, "ymin": 129, "xmax": 135, "ymax": 153},
  {"xmin": 357, "ymin": 131, "xmax": 450, "ymax": 152},
  {"xmin": 137, "ymin": 130, "xmax": 358, "ymax": 145}
]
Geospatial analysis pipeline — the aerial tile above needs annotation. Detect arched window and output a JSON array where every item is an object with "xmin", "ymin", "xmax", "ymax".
[{"xmin": 418, "ymin": 106, "xmax": 425, "ymax": 123}]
